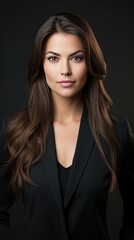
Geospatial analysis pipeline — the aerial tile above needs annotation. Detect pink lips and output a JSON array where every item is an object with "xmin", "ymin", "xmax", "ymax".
[{"xmin": 58, "ymin": 80, "xmax": 75, "ymax": 88}]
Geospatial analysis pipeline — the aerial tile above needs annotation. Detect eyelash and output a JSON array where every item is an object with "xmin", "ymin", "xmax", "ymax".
[
  {"xmin": 71, "ymin": 56, "xmax": 84, "ymax": 62},
  {"xmin": 47, "ymin": 55, "xmax": 84, "ymax": 62},
  {"xmin": 47, "ymin": 56, "xmax": 58, "ymax": 62}
]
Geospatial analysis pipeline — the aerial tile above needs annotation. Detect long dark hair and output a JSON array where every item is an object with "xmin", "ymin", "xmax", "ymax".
[{"xmin": 6, "ymin": 12, "xmax": 121, "ymax": 195}]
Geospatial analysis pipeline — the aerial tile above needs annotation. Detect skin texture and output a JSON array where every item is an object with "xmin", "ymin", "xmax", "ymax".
[
  {"xmin": 43, "ymin": 32, "xmax": 88, "ymax": 167},
  {"xmin": 43, "ymin": 32, "xmax": 88, "ymax": 101}
]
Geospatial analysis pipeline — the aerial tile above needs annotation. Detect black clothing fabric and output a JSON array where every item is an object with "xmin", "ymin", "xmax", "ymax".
[
  {"xmin": 57, "ymin": 162, "xmax": 71, "ymax": 198},
  {"xmin": 0, "ymin": 109, "xmax": 134, "ymax": 240}
]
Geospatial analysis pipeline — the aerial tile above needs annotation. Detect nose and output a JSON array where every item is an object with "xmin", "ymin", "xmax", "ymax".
[{"xmin": 61, "ymin": 60, "xmax": 72, "ymax": 76}]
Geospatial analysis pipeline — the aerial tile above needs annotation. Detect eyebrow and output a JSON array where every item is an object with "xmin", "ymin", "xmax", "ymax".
[{"xmin": 45, "ymin": 50, "xmax": 85, "ymax": 56}]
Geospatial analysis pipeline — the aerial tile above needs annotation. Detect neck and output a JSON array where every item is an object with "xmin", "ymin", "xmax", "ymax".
[{"xmin": 52, "ymin": 94, "xmax": 84, "ymax": 124}]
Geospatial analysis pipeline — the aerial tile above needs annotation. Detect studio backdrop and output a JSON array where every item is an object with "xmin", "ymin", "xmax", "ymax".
[{"xmin": 0, "ymin": 1, "xmax": 134, "ymax": 240}]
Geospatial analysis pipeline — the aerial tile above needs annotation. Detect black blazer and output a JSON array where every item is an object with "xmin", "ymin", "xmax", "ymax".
[{"xmin": 0, "ymin": 109, "xmax": 134, "ymax": 240}]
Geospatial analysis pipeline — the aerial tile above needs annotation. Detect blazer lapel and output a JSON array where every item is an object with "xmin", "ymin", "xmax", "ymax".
[
  {"xmin": 64, "ymin": 108, "xmax": 95, "ymax": 208},
  {"xmin": 43, "ymin": 124, "xmax": 63, "ymax": 210},
  {"xmin": 43, "ymin": 106, "xmax": 95, "ymax": 211}
]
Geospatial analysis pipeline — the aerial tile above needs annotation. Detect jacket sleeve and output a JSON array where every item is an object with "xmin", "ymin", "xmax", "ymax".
[
  {"xmin": 0, "ymin": 118, "xmax": 16, "ymax": 240},
  {"xmin": 119, "ymin": 118, "xmax": 134, "ymax": 240}
]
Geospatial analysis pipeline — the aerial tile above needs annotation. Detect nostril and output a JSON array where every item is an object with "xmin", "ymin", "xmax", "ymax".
[{"xmin": 61, "ymin": 72, "xmax": 72, "ymax": 76}]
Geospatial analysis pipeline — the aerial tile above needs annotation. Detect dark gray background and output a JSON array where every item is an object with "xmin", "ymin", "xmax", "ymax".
[{"xmin": 0, "ymin": 0, "xmax": 134, "ymax": 239}]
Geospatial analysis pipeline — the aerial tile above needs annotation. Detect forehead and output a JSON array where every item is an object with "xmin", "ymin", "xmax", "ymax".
[{"xmin": 44, "ymin": 32, "xmax": 84, "ymax": 53}]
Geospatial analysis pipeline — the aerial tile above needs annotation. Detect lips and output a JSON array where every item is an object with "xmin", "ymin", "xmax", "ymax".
[{"xmin": 57, "ymin": 80, "xmax": 76, "ymax": 88}]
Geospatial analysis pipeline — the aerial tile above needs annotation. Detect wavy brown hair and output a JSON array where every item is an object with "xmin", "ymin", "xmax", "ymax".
[{"xmin": 6, "ymin": 12, "xmax": 121, "ymax": 195}]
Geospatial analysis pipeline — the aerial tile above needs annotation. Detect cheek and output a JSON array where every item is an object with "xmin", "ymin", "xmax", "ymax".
[
  {"xmin": 43, "ymin": 63, "xmax": 49, "ymax": 75},
  {"xmin": 43, "ymin": 64, "xmax": 55, "ymax": 82},
  {"xmin": 77, "ymin": 66, "xmax": 88, "ymax": 83}
]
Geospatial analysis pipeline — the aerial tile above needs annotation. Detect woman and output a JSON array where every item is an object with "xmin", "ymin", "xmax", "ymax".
[{"xmin": 0, "ymin": 12, "xmax": 134, "ymax": 240}]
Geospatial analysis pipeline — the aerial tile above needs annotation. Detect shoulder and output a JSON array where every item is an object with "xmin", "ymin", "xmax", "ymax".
[
  {"xmin": 0, "ymin": 115, "xmax": 14, "ymax": 146},
  {"xmin": 0, "ymin": 117, "xmax": 9, "ymax": 147},
  {"xmin": 111, "ymin": 114, "xmax": 134, "ymax": 148},
  {"xmin": 0, "ymin": 115, "xmax": 15, "ymax": 165},
  {"xmin": 111, "ymin": 114, "xmax": 127, "ymax": 131}
]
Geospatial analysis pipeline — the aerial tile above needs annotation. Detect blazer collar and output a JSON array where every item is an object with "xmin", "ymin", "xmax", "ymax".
[
  {"xmin": 43, "ymin": 123, "xmax": 63, "ymax": 210},
  {"xmin": 43, "ymin": 106, "xmax": 95, "ymax": 209},
  {"xmin": 64, "ymin": 107, "xmax": 95, "ymax": 208}
]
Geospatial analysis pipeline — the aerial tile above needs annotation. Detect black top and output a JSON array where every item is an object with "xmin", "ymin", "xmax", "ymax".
[
  {"xmin": 57, "ymin": 161, "xmax": 71, "ymax": 198},
  {"xmin": 0, "ymin": 110, "xmax": 134, "ymax": 240}
]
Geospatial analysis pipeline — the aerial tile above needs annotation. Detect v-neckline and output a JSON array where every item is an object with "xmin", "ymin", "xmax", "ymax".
[
  {"xmin": 58, "ymin": 161, "xmax": 72, "ymax": 169},
  {"xmin": 52, "ymin": 107, "xmax": 84, "ymax": 169},
  {"xmin": 43, "ymin": 104, "xmax": 95, "ymax": 209}
]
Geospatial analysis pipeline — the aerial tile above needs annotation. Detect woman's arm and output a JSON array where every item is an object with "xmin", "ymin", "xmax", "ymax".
[
  {"xmin": 118, "ymin": 119, "xmax": 134, "ymax": 240},
  {"xmin": 0, "ymin": 118, "xmax": 16, "ymax": 240}
]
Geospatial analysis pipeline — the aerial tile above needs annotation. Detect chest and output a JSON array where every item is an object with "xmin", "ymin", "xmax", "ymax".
[
  {"xmin": 23, "ymin": 120, "xmax": 112, "ymax": 208},
  {"xmin": 53, "ymin": 121, "xmax": 80, "ymax": 168}
]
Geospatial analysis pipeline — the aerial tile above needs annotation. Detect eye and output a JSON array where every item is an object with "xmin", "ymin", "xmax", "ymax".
[
  {"xmin": 47, "ymin": 56, "xmax": 59, "ymax": 62},
  {"xmin": 71, "ymin": 55, "xmax": 84, "ymax": 62}
]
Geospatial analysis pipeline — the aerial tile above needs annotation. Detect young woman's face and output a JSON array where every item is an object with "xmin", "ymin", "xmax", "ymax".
[{"xmin": 43, "ymin": 32, "xmax": 88, "ymax": 99}]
